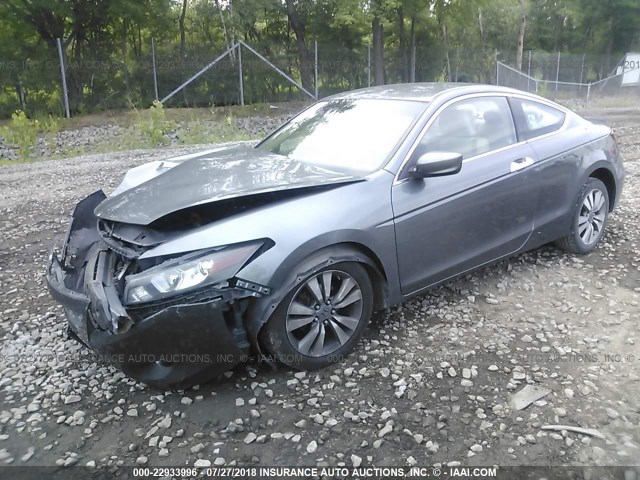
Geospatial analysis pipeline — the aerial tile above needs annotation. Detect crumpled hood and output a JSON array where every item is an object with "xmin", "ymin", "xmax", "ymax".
[{"xmin": 95, "ymin": 144, "xmax": 362, "ymax": 225}]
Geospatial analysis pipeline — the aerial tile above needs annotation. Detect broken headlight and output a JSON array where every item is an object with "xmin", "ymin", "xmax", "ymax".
[{"xmin": 124, "ymin": 243, "xmax": 261, "ymax": 305}]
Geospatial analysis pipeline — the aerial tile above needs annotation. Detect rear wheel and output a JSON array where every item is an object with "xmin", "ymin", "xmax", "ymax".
[
  {"xmin": 556, "ymin": 178, "xmax": 609, "ymax": 254},
  {"xmin": 262, "ymin": 262, "xmax": 373, "ymax": 371}
]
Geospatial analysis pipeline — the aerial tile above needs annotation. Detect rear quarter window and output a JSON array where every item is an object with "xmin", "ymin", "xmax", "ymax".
[{"xmin": 512, "ymin": 98, "xmax": 566, "ymax": 140}]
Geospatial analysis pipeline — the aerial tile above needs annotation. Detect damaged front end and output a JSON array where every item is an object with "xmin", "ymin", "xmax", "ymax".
[{"xmin": 46, "ymin": 191, "xmax": 270, "ymax": 388}]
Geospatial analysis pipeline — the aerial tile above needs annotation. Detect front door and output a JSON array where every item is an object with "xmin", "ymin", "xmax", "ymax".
[{"xmin": 392, "ymin": 95, "xmax": 539, "ymax": 295}]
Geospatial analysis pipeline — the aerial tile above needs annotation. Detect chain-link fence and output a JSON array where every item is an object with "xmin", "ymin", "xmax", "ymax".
[
  {"xmin": 0, "ymin": 39, "xmax": 320, "ymax": 118},
  {"xmin": 1, "ymin": 38, "xmax": 496, "ymax": 118},
  {"xmin": 496, "ymin": 50, "xmax": 640, "ymax": 104},
  {"xmin": 3, "ymin": 39, "xmax": 640, "ymax": 118},
  {"xmin": 1, "ymin": 39, "xmax": 367, "ymax": 117}
]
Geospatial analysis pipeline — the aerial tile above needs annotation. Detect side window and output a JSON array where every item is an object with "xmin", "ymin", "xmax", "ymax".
[
  {"xmin": 415, "ymin": 96, "xmax": 517, "ymax": 160},
  {"xmin": 513, "ymin": 99, "xmax": 565, "ymax": 140}
]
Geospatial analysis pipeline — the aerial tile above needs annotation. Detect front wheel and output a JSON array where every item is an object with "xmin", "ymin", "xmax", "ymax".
[
  {"xmin": 262, "ymin": 262, "xmax": 373, "ymax": 371},
  {"xmin": 556, "ymin": 178, "xmax": 609, "ymax": 254}
]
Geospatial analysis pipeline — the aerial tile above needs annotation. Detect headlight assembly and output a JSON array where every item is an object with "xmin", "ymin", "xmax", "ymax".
[{"xmin": 124, "ymin": 243, "xmax": 261, "ymax": 305}]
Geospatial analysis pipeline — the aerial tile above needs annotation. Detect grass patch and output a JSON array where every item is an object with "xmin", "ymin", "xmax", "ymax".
[
  {"xmin": 0, "ymin": 110, "xmax": 38, "ymax": 160},
  {"xmin": 137, "ymin": 101, "xmax": 175, "ymax": 145},
  {"xmin": 0, "ymin": 101, "xmax": 305, "ymax": 165},
  {"xmin": 5, "ymin": 101, "xmax": 308, "ymax": 131}
]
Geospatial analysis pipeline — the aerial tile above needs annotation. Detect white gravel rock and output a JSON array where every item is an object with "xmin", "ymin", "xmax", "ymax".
[
  {"xmin": 378, "ymin": 424, "xmax": 393, "ymax": 437},
  {"xmin": 606, "ymin": 408, "xmax": 620, "ymax": 419},
  {"xmin": 306, "ymin": 440, "xmax": 318, "ymax": 454},
  {"xmin": 158, "ymin": 416, "xmax": 172, "ymax": 429},
  {"xmin": 64, "ymin": 395, "xmax": 82, "ymax": 405},
  {"xmin": 191, "ymin": 443, "xmax": 205, "ymax": 453}
]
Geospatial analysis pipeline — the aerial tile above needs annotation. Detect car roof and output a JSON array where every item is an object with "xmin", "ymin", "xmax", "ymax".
[{"xmin": 324, "ymin": 82, "xmax": 529, "ymax": 104}]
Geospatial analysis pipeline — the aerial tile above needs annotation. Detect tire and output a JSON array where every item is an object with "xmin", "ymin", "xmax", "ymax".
[
  {"xmin": 555, "ymin": 178, "xmax": 609, "ymax": 254},
  {"xmin": 262, "ymin": 261, "xmax": 373, "ymax": 371}
]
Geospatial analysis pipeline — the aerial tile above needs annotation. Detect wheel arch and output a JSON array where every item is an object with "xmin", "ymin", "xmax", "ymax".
[
  {"xmin": 244, "ymin": 241, "xmax": 390, "ymax": 355},
  {"xmin": 587, "ymin": 165, "xmax": 617, "ymax": 212}
]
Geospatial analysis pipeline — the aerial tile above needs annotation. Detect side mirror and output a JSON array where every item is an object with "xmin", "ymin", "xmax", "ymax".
[{"xmin": 409, "ymin": 151, "xmax": 463, "ymax": 179}]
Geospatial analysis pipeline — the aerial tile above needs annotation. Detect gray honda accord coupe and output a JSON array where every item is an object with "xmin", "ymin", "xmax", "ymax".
[{"xmin": 47, "ymin": 83, "xmax": 624, "ymax": 388}]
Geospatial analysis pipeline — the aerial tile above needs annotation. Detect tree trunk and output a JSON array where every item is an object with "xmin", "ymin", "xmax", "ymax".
[
  {"xmin": 286, "ymin": 19, "xmax": 294, "ymax": 98},
  {"xmin": 410, "ymin": 15, "xmax": 416, "ymax": 82},
  {"xmin": 179, "ymin": 0, "xmax": 188, "ymax": 105},
  {"xmin": 138, "ymin": 26, "xmax": 142, "ymax": 60},
  {"xmin": 441, "ymin": 22, "xmax": 451, "ymax": 80},
  {"xmin": 516, "ymin": 0, "xmax": 527, "ymax": 71},
  {"xmin": 215, "ymin": 0, "xmax": 235, "ymax": 61},
  {"xmin": 121, "ymin": 19, "xmax": 131, "ymax": 103},
  {"xmin": 372, "ymin": 15, "xmax": 385, "ymax": 85},
  {"xmin": 478, "ymin": 8, "xmax": 486, "ymax": 52},
  {"xmin": 15, "ymin": 82, "xmax": 26, "ymax": 110},
  {"xmin": 285, "ymin": 0, "xmax": 312, "ymax": 92},
  {"xmin": 478, "ymin": 8, "xmax": 491, "ymax": 82},
  {"xmin": 603, "ymin": 18, "xmax": 615, "ymax": 77},
  {"xmin": 69, "ymin": 36, "xmax": 84, "ymax": 111},
  {"xmin": 179, "ymin": 0, "xmax": 187, "ymax": 64},
  {"xmin": 398, "ymin": 7, "xmax": 409, "ymax": 82}
]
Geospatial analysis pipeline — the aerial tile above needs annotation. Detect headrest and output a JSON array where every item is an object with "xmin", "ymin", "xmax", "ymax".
[{"xmin": 439, "ymin": 107, "xmax": 476, "ymax": 136}]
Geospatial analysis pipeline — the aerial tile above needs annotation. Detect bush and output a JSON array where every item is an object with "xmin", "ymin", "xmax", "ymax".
[
  {"xmin": 138, "ymin": 100, "xmax": 174, "ymax": 145},
  {"xmin": 537, "ymin": 81, "xmax": 549, "ymax": 97},
  {"xmin": 37, "ymin": 114, "xmax": 60, "ymax": 135},
  {"xmin": 0, "ymin": 110, "xmax": 38, "ymax": 160}
]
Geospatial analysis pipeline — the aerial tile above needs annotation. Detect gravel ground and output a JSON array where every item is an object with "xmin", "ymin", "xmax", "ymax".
[{"xmin": 0, "ymin": 109, "xmax": 639, "ymax": 471}]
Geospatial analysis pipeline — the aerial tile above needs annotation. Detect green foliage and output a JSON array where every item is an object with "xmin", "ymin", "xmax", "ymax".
[
  {"xmin": 175, "ymin": 118, "xmax": 251, "ymax": 146},
  {"xmin": 537, "ymin": 81, "xmax": 549, "ymax": 97},
  {"xmin": 0, "ymin": 110, "xmax": 38, "ymax": 160},
  {"xmin": 1, "ymin": 0, "xmax": 639, "ymax": 118},
  {"xmin": 138, "ymin": 100, "xmax": 174, "ymax": 145},
  {"xmin": 35, "ymin": 113, "xmax": 60, "ymax": 135}
]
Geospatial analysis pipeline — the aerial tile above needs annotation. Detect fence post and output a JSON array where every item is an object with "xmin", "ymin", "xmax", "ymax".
[
  {"xmin": 586, "ymin": 82, "xmax": 591, "ymax": 105},
  {"xmin": 495, "ymin": 51, "xmax": 499, "ymax": 85},
  {"xmin": 368, "ymin": 45, "xmax": 371, "ymax": 87},
  {"xmin": 410, "ymin": 41, "xmax": 416, "ymax": 82},
  {"xmin": 151, "ymin": 38, "xmax": 159, "ymax": 101},
  {"xmin": 555, "ymin": 51, "xmax": 560, "ymax": 91},
  {"xmin": 314, "ymin": 40, "xmax": 318, "ymax": 100},
  {"xmin": 238, "ymin": 43, "xmax": 244, "ymax": 106},
  {"xmin": 454, "ymin": 47, "xmax": 459, "ymax": 82},
  {"xmin": 527, "ymin": 50, "xmax": 532, "ymax": 91},
  {"xmin": 56, "ymin": 38, "xmax": 70, "ymax": 119}
]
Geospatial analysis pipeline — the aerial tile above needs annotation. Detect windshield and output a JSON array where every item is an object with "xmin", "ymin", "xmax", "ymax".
[{"xmin": 257, "ymin": 99, "xmax": 426, "ymax": 174}]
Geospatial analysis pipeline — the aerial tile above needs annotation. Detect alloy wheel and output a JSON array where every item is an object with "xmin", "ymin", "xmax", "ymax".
[
  {"xmin": 285, "ymin": 269, "xmax": 363, "ymax": 357},
  {"xmin": 579, "ymin": 188, "xmax": 607, "ymax": 245}
]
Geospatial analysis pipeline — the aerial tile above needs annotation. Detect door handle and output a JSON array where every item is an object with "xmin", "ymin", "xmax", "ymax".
[{"xmin": 510, "ymin": 157, "xmax": 534, "ymax": 172}]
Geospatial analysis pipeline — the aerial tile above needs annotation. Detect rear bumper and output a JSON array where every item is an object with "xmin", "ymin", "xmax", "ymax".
[{"xmin": 46, "ymin": 191, "xmax": 249, "ymax": 388}]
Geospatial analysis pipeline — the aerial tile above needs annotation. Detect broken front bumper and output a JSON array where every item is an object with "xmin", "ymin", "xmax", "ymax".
[{"xmin": 45, "ymin": 191, "xmax": 250, "ymax": 388}]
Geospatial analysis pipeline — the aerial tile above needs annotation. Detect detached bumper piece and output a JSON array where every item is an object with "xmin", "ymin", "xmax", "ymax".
[{"xmin": 46, "ymin": 191, "xmax": 251, "ymax": 389}]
